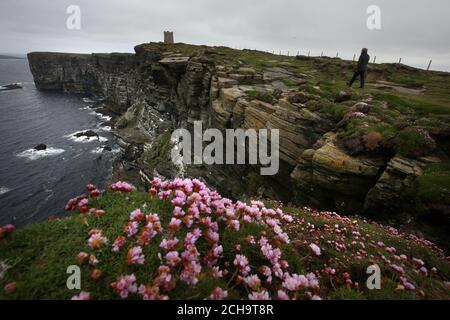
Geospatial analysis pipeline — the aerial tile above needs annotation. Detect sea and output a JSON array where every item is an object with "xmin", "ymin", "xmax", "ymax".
[{"xmin": 0, "ymin": 58, "xmax": 119, "ymax": 228}]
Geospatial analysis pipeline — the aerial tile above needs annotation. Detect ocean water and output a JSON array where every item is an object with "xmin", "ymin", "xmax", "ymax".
[{"xmin": 0, "ymin": 58, "xmax": 118, "ymax": 228}]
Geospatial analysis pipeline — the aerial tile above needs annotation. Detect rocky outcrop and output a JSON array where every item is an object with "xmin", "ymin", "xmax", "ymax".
[
  {"xmin": 291, "ymin": 133, "xmax": 386, "ymax": 213},
  {"xmin": 27, "ymin": 52, "xmax": 137, "ymax": 114}
]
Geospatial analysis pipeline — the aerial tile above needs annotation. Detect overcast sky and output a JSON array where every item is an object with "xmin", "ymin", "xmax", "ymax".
[{"xmin": 1, "ymin": 0, "xmax": 449, "ymax": 71}]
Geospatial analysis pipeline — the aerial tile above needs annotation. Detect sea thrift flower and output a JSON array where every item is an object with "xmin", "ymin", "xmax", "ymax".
[
  {"xmin": 112, "ymin": 236, "xmax": 127, "ymax": 252},
  {"xmin": 244, "ymin": 275, "xmax": 261, "ymax": 290},
  {"xmin": 160, "ymin": 238, "xmax": 179, "ymax": 251},
  {"xmin": 90, "ymin": 189, "xmax": 101, "ymax": 197},
  {"xmin": 76, "ymin": 252, "xmax": 89, "ymax": 264},
  {"xmin": 169, "ymin": 218, "xmax": 182, "ymax": 231},
  {"xmin": 391, "ymin": 264, "xmax": 405, "ymax": 275},
  {"xmin": 124, "ymin": 221, "xmax": 139, "ymax": 237},
  {"xmin": 212, "ymin": 266, "xmax": 224, "ymax": 278},
  {"xmin": 89, "ymin": 255, "xmax": 99, "ymax": 266},
  {"xmin": 91, "ymin": 269, "xmax": 103, "ymax": 280},
  {"xmin": 209, "ymin": 287, "xmax": 228, "ymax": 300},
  {"xmin": 71, "ymin": 291, "xmax": 90, "ymax": 300},
  {"xmin": 234, "ymin": 254, "xmax": 251, "ymax": 276},
  {"xmin": 88, "ymin": 232, "xmax": 108, "ymax": 249},
  {"xmin": 110, "ymin": 181, "xmax": 132, "ymax": 192},
  {"xmin": 2, "ymin": 224, "xmax": 15, "ymax": 235},
  {"xmin": 277, "ymin": 290, "xmax": 289, "ymax": 300},
  {"xmin": 309, "ymin": 243, "xmax": 321, "ymax": 256},
  {"xmin": 111, "ymin": 274, "xmax": 138, "ymax": 299},
  {"xmin": 130, "ymin": 209, "xmax": 144, "ymax": 222},
  {"xmin": 248, "ymin": 290, "xmax": 270, "ymax": 300},
  {"xmin": 166, "ymin": 251, "xmax": 182, "ymax": 267},
  {"xmin": 127, "ymin": 246, "xmax": 145, "ymax": 265},
  {"xmin": 4, "ymin": 282, "xmax": 17, "ymax": 294}
]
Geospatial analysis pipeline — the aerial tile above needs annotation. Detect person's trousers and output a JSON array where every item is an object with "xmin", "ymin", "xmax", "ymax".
[{"xmin": 349, "ymin": 70, "xmax": 366, "ymax": 88}]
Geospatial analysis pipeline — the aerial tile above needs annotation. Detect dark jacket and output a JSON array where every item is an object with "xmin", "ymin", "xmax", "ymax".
[{"xmin": 357, "ymin": 52, "xmax": 370, "ymax": 72}]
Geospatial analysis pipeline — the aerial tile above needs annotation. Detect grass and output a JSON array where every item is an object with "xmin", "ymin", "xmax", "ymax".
[
  {"xmin": 1, "ymin": 188, "xmax": 449, "ymax": 300},
  {"xmin": 416, "ymin": 162, "xmax": 450, "ymax": 205}
]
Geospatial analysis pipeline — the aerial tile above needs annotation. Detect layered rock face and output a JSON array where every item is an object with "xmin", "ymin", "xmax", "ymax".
[
  {"xmin": 28, "ymin": 52, "xmax": 137, "ymax": 114},
  {"xmin": 27, "ymin": 43, "xmax": 445, "ymax": 225}
]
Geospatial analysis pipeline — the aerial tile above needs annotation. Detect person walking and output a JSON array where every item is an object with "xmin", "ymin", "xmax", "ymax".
[{"xmin": 349, "ymin": 48, "xmax": 370, "ymax": 88}]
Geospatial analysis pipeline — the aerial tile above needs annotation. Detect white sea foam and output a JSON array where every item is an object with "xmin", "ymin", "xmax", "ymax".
[
  {"xmin": 91, "ymin": 147, "xmax": 104, "ymax": 154},
  {"xmin": 89, "ymin": 111, "xmax": 112, "ymax": 122},
  {"xmin": 0, "ymin": 186, "xmax": 11, "ymax": 195},
  {"xmin": 82, "ymin": 97, "xmax": 95, "ymax": 103},
  {"xmin": 17, "ymin": 147, "xmax": 65, "ymax": 160},
  {"xmin": 100, "ymin": 126, "xmax": 112, "ymax": 132}
]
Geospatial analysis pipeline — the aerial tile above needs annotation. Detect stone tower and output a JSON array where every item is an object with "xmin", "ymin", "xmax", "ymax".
[{"xmin": 164, "ymin": 31, "xmax": 174, "ymax": 44}]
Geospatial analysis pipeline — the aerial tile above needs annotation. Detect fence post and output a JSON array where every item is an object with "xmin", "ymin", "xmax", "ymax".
[
  {"xmin": 336, "ymin": 52, "xmax": 339, "ymax": 58},
  {"xmin": 321, "ymin": 51, "xmax": 323, "ymax": 57},
  {"xmin": 427, "ymin": 60, "xmax": 432, "ymax": 71},
  {"xmin": 373, "ymin": 56, "xmax": 377, "ymax": 63},
  {"xmin": 398, "ymin": 58, "xmax": 402, "ymax": 64},
  {"xmin": 353, "ymin": 54, "xmax": 356, "ymax": 61}
]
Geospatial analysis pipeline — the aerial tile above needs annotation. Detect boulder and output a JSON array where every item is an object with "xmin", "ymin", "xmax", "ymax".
[
  {"xmin": 75, "ymin": 130, "xmax": 98, "ymax": 138},
  {"xmin": 334, "ymin": 91, "xmax": 351, "ymax": 103},
  {"xmin": 34, "ymin": 144, "xmax": 47, "ymax": 151}
]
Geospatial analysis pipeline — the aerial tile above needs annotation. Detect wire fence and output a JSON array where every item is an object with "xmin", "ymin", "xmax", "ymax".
[{"xmin": 232, "ymin": 47, "xmax": 435, "ymax": 71}]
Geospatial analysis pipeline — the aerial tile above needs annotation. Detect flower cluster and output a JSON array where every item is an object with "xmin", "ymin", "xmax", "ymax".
[
  {"xmin": 87, "ymin": 230, "xmax": 108, "ymax": 249},
  {"xmin": 110, "ymin": 181, "xmax": 132, "ymax": 193},
  {"xmin": 0, "ymin": 224, "xmax": 15, "ymax": 240},
  {"xmin": 111, "ymin": 274, "xmax": 138, "ymax": 299}
]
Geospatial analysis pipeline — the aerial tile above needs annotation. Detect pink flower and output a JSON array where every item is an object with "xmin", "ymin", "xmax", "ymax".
[
  {"xmin": 124, "ymin": 221, "xmax": 139, "ymax": 237},
  {"xmin": 169, "ymin": 218, "xmax": 182, "ymax": 231},
  {"xmin": 112, "ymin": 236, "xmax": 127, "ymax": 252},
  {"xmin": 234, "ymin": 254, "xmax": 250, "ymax": 276},
  {"xmin": 244, "ymin": 274, "xmax": 261, "ymax": 290},
  {"xmin": 282, "ymin": 273, "xmax": 308, "ymax": 291},
  {"xmin": 91, "ymin": 269, "xmax": 102, "ymax": 280},
  {"xmin": 71, "ymin": 291, "xmax": 90, "ymax": 300},
  {"xmin": 127, "ymin": 246, "xmax": 145, "ymax": 265},
  {"xmin": 391, "ymin": 264, "xmax": 405, "ymax": 275},
  {"xmin": 209, "ymin": 287, "xmax": 228, "ymax": 300},
  {"xmin": 4, "ymin": 282, "xmax": 17, "ymax": 294},
  {"xmin": 229, "ymin": 219, "xmax": 240, "ymax": 231},
  {"xmin": 76, "ymin": 252, "xmax": 89, "ymax": 264},
  {"xmin": 130, "ymin": 209, "xmax": 144, "ymax": 222},
  {"xmin": 277, "ymin": 290, "xmax": 289, "ymax": 300},
  {"xmin": 212, "ymin": 266, "xmax": 224, "ymax": 278},
  {"xmin": 111, "ymin": 274, "xmax": 138, "ymax": 299},
  {"xmin": 2, "ymin": 224, "xmax": 15, "ymax": 235},
  {"xmin": 309, "ymin": 243, "xmax": 321, "ymax": 256},
  {"xmin": 166, "ymin": 251, "xmax": 182, "ymax": 267},
  {"xmin": 248, "ymin": 290, "xmax": 270, "ymax": 300},
  {"xmin": 160, "ymin": 238, "xmax": 179, "ymax": 251},
  {"xmin": 89, "ymin": 255, "xmax": 99, "ymax": 266},
  {"xmin": 110, "ymin": 181, "xmax": 132, "ymax": 192},
  {"xmin": 88, "ymin": 232, "xmax": 108, "ymax": 249}
]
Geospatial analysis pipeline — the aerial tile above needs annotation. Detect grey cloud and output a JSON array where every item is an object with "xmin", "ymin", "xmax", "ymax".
[{"xmin": 0, "ymin": 0, "xmax": 449, "ymax": 71}]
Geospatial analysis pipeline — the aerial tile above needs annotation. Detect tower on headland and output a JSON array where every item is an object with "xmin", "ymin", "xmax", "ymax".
[{"xmin": 164, "ymin": 31, "xmax": 174, "ymax": 44}]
